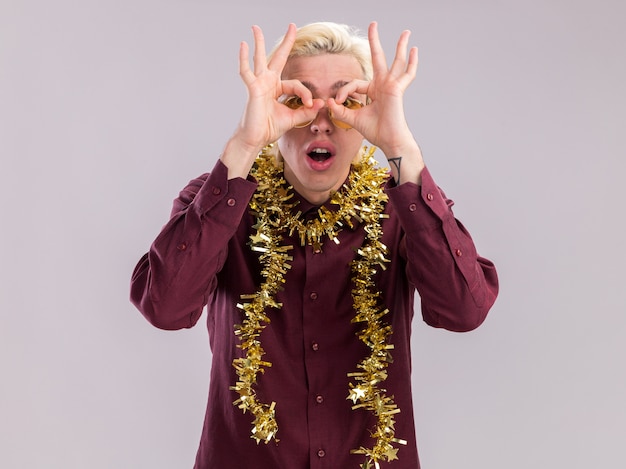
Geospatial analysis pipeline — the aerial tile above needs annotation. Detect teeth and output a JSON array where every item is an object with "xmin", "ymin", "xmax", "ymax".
[{"xmin": 308, "ymin": 147, "xmax": 332, "ymax": 162}]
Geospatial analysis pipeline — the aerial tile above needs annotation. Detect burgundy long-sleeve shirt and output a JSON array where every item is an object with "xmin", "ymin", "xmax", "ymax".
[{"xmin": 130, "ymin": 160, "xmax": 498, "ymax": 469}]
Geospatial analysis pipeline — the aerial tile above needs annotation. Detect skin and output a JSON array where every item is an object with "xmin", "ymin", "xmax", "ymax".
[
  {"xmin": 221, "ymin": 21, "xmax": 425, "ymax": 204},
  {"xmin": 277, "ymin": 54, "xmax": 367, "ymax": 204}
]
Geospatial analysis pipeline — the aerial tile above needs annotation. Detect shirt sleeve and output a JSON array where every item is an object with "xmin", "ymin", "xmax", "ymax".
[
  {"xmin": 386, "ymin": 166, "xmax": 499, "ymax": 332},
  {"xmin": 130, "ymin": 160, "xmax": 258, "ymax": 330}
]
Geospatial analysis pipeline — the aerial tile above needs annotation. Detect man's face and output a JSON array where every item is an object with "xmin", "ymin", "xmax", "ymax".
[{"xmin": 277, "ymin": 54, "xmax": 366, "ymax": 205}]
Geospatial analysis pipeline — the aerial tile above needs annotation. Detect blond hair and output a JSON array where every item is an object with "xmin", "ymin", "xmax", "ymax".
[{"xmin": 269, "ymin": 22, "xmax": 372, "ymax": 80}]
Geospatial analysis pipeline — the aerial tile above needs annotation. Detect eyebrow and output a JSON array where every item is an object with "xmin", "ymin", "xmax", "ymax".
[{"xmin": 301, "ymin": 80, "xmax": 350, "ymax": 93}]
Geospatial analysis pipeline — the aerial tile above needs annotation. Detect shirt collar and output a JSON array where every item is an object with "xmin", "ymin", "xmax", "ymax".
[{"xmin": 288, "ymin": 176, "xmax": 360, "ymax": 231}]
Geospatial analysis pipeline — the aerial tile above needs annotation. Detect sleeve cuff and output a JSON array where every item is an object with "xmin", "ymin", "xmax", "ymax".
[
  {"xmin": 386, "ymin": 166, "xmax": 453, "ymax": 230},
  {"xmin": 192, "ymin": 159, "xmax": 258, "ymax": 220}
]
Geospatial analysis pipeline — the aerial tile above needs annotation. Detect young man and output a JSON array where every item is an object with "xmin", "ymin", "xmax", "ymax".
[{"xmin": 131, "ymin": 21, "xmax": 498, "ymax": 469}]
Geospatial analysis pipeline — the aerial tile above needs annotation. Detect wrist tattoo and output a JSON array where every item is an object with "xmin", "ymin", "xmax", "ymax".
[{"xmin": 388, "ymin": 157, "xmax": 403, "ymax": 184}]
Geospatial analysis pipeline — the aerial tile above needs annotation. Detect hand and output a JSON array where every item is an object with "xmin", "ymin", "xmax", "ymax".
[
  {"xmin": 328, "ymin": 22, "xmax": 422, "ymax": 161},
  {"xmin": 234, "ymin": 24, "xmax": 325, "ymax": 152}
]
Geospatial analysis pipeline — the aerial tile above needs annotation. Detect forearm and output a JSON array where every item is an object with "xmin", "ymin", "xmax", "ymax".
[
  {"xmin": 407, "ymin": 216, "xmax": 498, "ymax": 331},
  {"xmin": 387, "ymin": 167, "xmax": 498, "ymax": 331},
  {"xmin": 130, "ymin": 161, "xmax": 257, "ymax": 329},
  {"xmin": 220, "ymin": 131, "xmax": 266, "ymax": 180},
  {"xmin": 380, "ymin": 136, "xmax": 425, "ymax": 186}
]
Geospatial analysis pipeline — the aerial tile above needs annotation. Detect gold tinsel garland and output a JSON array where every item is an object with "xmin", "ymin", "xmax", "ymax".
[{"xmin": 231, "ymin": 145, "xmax": 406, "ymax": 468}]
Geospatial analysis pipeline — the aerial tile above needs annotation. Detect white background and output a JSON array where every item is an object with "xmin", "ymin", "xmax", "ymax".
[{"xmin": 1, "ymin": 0, "xmax": 624, "ymax": 467}]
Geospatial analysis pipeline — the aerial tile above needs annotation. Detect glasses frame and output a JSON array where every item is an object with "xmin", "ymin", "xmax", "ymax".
[{"xmin": 281, "ymin": 95, "xmax": 364, "ymax": 129}]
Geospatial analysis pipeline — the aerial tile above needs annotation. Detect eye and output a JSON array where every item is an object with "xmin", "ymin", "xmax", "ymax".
[
  {"xmin": 342, "ymin": 97, "xmax": 364, "ymax": 110},
  {"xmin": 282, "ymin": 95, "xmax": 304, "ymax": 110}
]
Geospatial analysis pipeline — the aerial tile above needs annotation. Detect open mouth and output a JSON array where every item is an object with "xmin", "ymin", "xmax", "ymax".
[{"xmin": 307, "ymin": 147, "xmax": 333, "ymax": 162}]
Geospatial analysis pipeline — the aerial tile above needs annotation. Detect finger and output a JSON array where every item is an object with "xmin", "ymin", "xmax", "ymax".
[
  {"xmin": 294, "ymin": 98, "xmax": 325, "ymax": 124},
  {"xmin": 251, "ymin": 25, "xmax": 267, "ymax": 73},
  {"xmin": 327, "ymin": 97, "xmax": 361, "ymax": 128},
  {"xmin": 389, "ymin": 30, "xmax": 411, "ymax": 76},
  {"xmin": 393, "ymin": 45, "xmax": 419, "ymax": 90},
  {"xmin": 406, "ymin": 46, "xmax": 419, "ymax": 79},
  {"xmin": 239, "ymin": 41, "xmax": 255, "ymax": 86},
  {"xmin": 280, "ymin": 79, "xmax": 315, "ymax": 107},
  {"xmin": 268, "ymin": 23, "xmax": 297, "ymax": 72},
  {"xmin": 368, "ymin": 21, "xmax": 388, "ymax": 75},
  {"xmin": 275, "ymin": 95, "xmax": 324, "ymax": 129},
  {"xmin": 333, "ymin": 79, "xmax": 369, "ymax": 104}
]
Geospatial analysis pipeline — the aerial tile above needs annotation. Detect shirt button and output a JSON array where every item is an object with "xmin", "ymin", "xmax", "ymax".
[
  {"xmin": 212, "ymin": 187, "xmax": 221, "ymax": 195},
  {"xmin": 311, "ymin": 342, "xmax": 319, "ymax": 351},
  {"xmin": 427, "ymin": 193, "xmax": 434, "ymax": 201},
  {"xmin": 177, "ymin": 243, "xmax": 187, "ymax": 251},
  {"xmin": 409, "ymin": 203, "xmax": 417, "ymax": 212},
  {"xmin": 316, "ymin": 395, "xmax": 324, "ymax": 404},
  {"xmin": 455, "ymin": 249, "xmax": 463, "ymax": 257},
  {"xmin": 317, "ymin": 449, "xmax": 326, "ymax": 458},
  {"xmin": 227, "ymin": 198, "xmax": 236, "ymax": 207},
  {"xmin": 310, "ymin": 292, "xmax": 318, "ymax": 300}
]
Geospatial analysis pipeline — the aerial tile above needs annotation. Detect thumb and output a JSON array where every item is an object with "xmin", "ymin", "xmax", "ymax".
[{"xmin": 327, "ymin": 98, "xmax": 359, "ymax": 130}]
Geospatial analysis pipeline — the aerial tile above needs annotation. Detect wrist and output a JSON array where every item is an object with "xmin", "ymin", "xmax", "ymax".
[
  {"xmin": 379, "ymin": 135, "xmax": 420, "ymax": 161},
  {"xmin": 382, "ymin": 140, "xmax": 425, "ymax": 186},
  {"xmin": 220, "ymin": 136, "xmax": 264, "ymax": 180}
]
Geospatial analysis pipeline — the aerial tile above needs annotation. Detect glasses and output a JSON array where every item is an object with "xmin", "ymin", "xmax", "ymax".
[{"xmin": 282, "ymin": 95, "xmax": 364, "ymax": 129}]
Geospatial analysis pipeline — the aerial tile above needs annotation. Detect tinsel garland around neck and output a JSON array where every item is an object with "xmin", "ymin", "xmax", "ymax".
[{"xmin": 230, "ymin": 144, "xmax": 407, "ymax": 468}]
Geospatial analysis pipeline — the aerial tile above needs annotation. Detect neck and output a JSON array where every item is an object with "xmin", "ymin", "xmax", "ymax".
[{"xmin": 283, "ymin": 166, "xmax": 350, "ymax": 206}]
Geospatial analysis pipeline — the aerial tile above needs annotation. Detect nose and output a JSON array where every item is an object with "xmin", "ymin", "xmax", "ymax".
[{"xmin": 309, "ymin": 105, "xmax": 334, "ymax": 134}]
